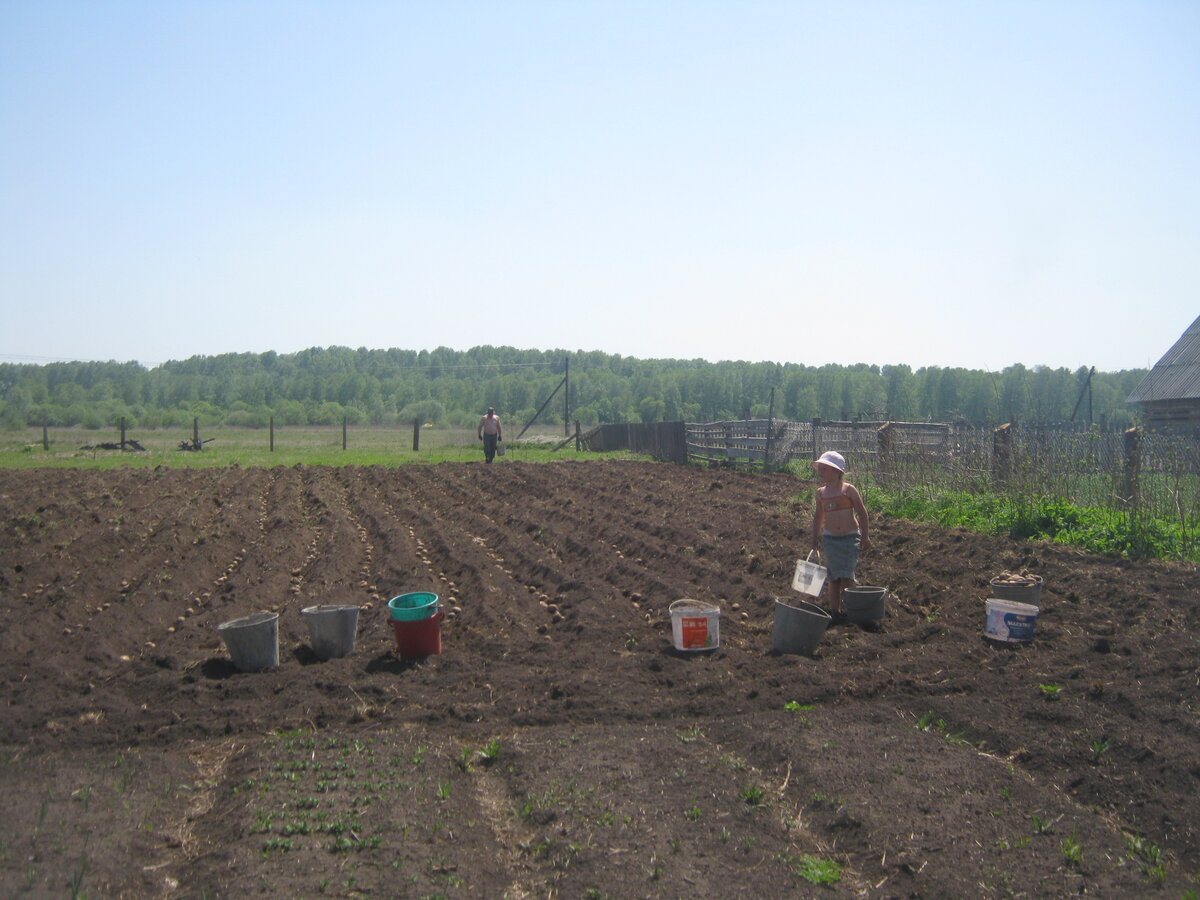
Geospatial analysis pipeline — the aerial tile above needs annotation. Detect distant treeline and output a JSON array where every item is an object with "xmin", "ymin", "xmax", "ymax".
[{"xmin": 0, "ymin": 346, "xmax": 1147, "ymax": 431}]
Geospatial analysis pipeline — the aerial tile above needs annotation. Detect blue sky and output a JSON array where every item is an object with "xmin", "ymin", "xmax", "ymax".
[{"xmin": 2, "ymin": 1, "xmax": 1196, "ymax": 372}]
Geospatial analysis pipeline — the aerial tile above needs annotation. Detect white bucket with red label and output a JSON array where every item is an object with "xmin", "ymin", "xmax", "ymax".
[{"xmin": 669, "ymin": 599, "xmax": 720, "ymax": 651}]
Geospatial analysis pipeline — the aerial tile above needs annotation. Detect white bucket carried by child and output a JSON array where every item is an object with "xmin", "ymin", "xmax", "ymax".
[
  {"xmin": 792, "ymin": 551, "xmax": 827, "ymax": 597},
  {"xmin": 669, "ymin": 599, "xmax": 720, "ymax": 651},
  {"xmin": 984, "ymin": 598, "xmax": 1039, "ymax": 643}
]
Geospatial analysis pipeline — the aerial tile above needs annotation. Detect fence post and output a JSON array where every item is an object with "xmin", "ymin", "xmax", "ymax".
[
  {"xmin": 43, "ymin": 423, "xmax": 49, "ymax": 451},
  {"xmin": 877, "ymin": 422, "xmax": 894, "ymax": 485},
  {"xmin": 765, "ymin": 388, "xmax": 776, "ymax": 470},
  {"xmin": 1122, "ymin": 426, "xmax": 1142, "ymax": 508},
  {"xmin": 412, "ymin": 418, "xmax": 420, "ymax": 451},
  {"xmin": 270, "ymin": 416, "xmax": 275, "ymax": 452},
  {"xmin": 811, "ymin": 418, "xmax": 822, "ymax": 461},
  {"xmin": 120, "ymin": 416, "xmax": 127, "ymax": 451},
  {"xmin": 993, "ymin": 423, "xmax": 1012, "ymax": 484},
  {"xmin": 342, "ymin": 416, "xmax": 348, "ymax": 451},
  {"xmin": 575, "ymin": 420, "xmax": 581, "ymax": 451},
  {"xmin": 193, "ymin": 418, "xmax": 200, "ymax": 451}
]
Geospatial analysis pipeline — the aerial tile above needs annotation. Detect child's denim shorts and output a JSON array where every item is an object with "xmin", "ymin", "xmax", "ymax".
[{"xmin": 822, "ymin": 532, "xmax": 861, "ymax": 580}]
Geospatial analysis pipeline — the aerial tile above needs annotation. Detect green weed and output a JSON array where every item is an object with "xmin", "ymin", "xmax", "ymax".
[
  {"xmin": 676, "ymin": 726, "xmax": 705, "ymax": 744},
  {"xmin": 1090, "ymin": 736, "xmax": 1114, "ymax": 764},
  {"xmin": 915, "ymin": 710, "xmax": 972, "ymax": 746},
  {"xmin": 261, "ymin": 837, "xmax": 292, "ymax": 856},
  {"xmin": 793, "ymin": 854, "xmax": 841, "ymax": 884},
  {"xmin": 1031, "ymin": 813, "xmax": 1061, "ymax": 835},
  {"xmin": 68, "ymin": 834, "xmax": 89, "ymax": 900},
  {"xmin": 1060, "ymin": 831, "xmax": 1083, "ymax": 867},
  {"xmin": 739, "ymin": 785, "xmax": 766, "ymax": 807},
  {"xmin": 330, "ymin": 835, "xmax": 381, "ymax": 853},
  {"xmin": 1125, "ymin": 832, "xmax": 1167, "ymax": 884}
]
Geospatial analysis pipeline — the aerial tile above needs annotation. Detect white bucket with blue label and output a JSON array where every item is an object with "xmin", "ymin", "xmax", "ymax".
[{"xmin": 984, "ymin": 598, "xmax": 1039, "ymax": 643}]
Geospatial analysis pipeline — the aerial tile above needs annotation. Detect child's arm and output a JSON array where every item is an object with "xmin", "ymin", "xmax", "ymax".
[
  {"xmin": 848, "ymin": 485, "xmax": 870, "ymax": 549},
  {"xmin": 811, "ymin": 492, "xmax": 824, "ymax": 551}
]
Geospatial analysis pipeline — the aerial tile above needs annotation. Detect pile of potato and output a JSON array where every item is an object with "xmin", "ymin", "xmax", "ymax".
[{"xmin": 992, "ymin": 570, "xmax": 1042, "ymax": 585}]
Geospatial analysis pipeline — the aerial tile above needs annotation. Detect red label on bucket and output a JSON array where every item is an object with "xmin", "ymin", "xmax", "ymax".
[{"xmin": 680, "ymin": 616, "xmax": 710, "ymax": 649}]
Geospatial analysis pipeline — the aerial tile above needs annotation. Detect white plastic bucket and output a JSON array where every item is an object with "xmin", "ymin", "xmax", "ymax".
[
  {"xmin": 984, "ymin": 598, "xmax": 1039, "ymax": 643},
  {"xmin": 669, "ymin": 599, "xmax": 720, "ymax": 651},
  {"xmin": 792, "ymin": 552, "xmax": 827, "ymax": 597}
]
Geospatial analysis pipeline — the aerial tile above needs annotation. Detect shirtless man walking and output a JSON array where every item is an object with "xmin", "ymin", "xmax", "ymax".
[{"xmin": 477, "ymin": 408, "xmax": 502, "ymax": 463}]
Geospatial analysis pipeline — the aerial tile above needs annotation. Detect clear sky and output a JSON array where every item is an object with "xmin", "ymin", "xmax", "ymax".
[{"xmin": 2, "ymin": 1, "xmax": 1196, "ymax": 373}]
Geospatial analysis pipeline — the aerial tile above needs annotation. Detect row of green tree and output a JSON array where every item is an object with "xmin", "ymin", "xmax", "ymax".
[{"xmin": 0, "ymin": 346, "xmax": 1147, "ymax": 431}]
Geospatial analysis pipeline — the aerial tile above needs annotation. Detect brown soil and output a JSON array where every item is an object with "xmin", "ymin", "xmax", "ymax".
[{"xmin": 0, "ymin": 460, "xmax": 1197, "ymax": 899}]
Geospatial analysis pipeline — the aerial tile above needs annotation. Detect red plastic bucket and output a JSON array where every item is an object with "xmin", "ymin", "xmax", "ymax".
[{"xmin": 391, "ymin": 610, "xmax": 444, "ymax": 659}]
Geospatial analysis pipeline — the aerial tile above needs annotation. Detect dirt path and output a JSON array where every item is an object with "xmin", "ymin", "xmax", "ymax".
[{"xmin": 1, "ymin": 460, "xmax": 1196, "ymax": 898}]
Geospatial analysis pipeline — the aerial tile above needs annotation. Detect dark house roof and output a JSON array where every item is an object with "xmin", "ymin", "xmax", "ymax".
[{"xmin": 1127, "ymin": 314, "xmax": 1200, "ymax": 403}]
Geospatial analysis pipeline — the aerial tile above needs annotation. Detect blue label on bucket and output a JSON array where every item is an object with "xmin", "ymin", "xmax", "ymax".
[
  {"xmin": 1002, "ymin": 611, "xmax": 1036, "ymax": 640},
  {"xmin": 985, "ymin": 603, "xmax": 1037, "ymax": 642}
]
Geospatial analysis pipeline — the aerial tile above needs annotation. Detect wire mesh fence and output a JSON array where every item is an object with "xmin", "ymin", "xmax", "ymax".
[{"xmin": 682, "ymin": 419, "xmax": 1200, "ymax": 532}]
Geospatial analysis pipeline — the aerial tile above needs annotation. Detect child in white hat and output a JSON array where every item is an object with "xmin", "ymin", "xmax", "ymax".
[{"xmin": 810, "ymin": 451, "xmax": 870, "ymax": 615}]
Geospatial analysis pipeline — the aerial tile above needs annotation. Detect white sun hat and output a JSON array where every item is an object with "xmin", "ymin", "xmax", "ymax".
[{"xmin": 813, "ymin": 450, "xmax": 846, "ymax": 473}]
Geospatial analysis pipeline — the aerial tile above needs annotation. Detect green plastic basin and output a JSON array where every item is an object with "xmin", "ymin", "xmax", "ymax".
[{"xmin": 388, "ymin": 592, "xmax": 440, "ymax": 621}]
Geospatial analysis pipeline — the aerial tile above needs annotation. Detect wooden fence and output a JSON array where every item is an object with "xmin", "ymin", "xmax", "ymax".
[
  {"xmin": 577, "ymin": 422, "xmax": 688, "ymax": 464},
  {"xmin": 684, "ymin": 418, "xmax": 957, "ymax": 473}
]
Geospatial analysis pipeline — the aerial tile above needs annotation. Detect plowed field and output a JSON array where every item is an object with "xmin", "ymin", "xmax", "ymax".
[{"xmin": 1, "ymin": 460, "xmax": 1197, "ymax": 898}]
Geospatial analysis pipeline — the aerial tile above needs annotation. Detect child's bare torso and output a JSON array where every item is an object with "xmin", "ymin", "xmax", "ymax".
[{"xmin": 818, "ymin": 485, "xmax": 858, "ymax": 535}]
